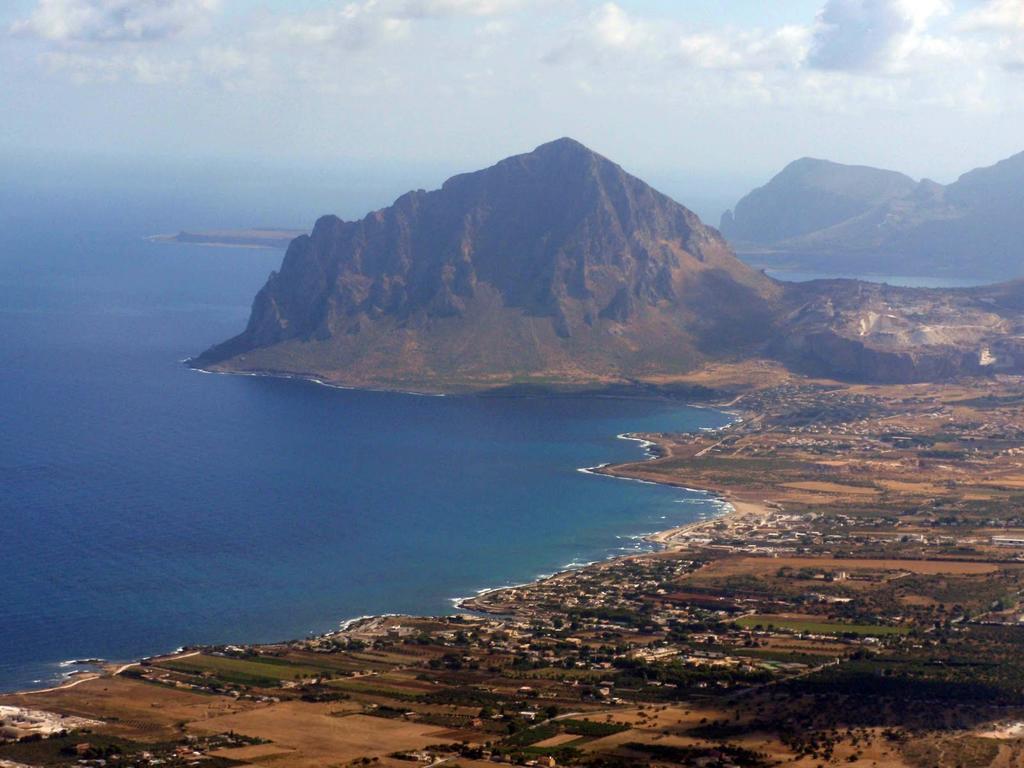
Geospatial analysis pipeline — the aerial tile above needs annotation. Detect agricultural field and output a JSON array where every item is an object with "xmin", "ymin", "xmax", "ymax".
[
  {"xmin": 158, "ymin": 654, "xmax": 333, "ymax": 687},
  {"xmin": 188, "ymin": 702, "xmax": 451, "ymax": 766},
  {"xmin": 734, "ymin": 614, "xmax": 909, "ymax": 636}
]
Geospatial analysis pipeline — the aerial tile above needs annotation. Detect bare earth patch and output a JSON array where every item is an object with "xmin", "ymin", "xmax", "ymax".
[
  {"xmin": 782, "ymin": 481, "xmax": 879, "ymax": 496},
  {"xmin": 208, "ymin": 743, "xmax": 296, "ymax": 761},
  {"xmin": 0, "ymin": 677, "xmax": 254, "ymax": 741},
  {"xmin": 188, "ymin": 701, "xmax": 453, "ymax": 767},
  {"xmin": 531, "ymin": 732, "xmax": 582, "ymax": 748}
]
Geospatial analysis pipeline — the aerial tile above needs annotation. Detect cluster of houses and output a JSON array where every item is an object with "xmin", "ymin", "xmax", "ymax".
[{"xmin": 0, "ymin": 706, "xmax": 100, "ymax": 743}]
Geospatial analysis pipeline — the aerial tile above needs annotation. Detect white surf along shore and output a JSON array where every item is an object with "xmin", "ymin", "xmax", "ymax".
[{"xmin": 447, "ymin": 423, "xmax": 740, "ymax": 615}]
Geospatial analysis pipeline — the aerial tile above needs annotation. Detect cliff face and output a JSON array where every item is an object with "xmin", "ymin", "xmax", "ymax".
[{"xmin": 194, "ymin": 138, "xmax": 781, "ymax": 391}]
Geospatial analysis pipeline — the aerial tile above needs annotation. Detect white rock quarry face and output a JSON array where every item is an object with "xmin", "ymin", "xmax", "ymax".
[
  {"xmin": 843, "ymin": 300, "xmax": 1012, "ymax": 351},
  {"xmin": 858, "ymin": 312, "xmax": 879, "ymax": 336},
  {"xmin": 780, "ymin": 278, "xmax": 1024, "ymax": 380}
]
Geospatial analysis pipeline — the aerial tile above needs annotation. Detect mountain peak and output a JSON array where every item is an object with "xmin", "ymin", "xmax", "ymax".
[
  {"xmin": 438, "ymin": 137, "xmax": 613, "ymax": 197},
  {"xmin": 787, "ymin": 156, "xmax": 831, "ymax": 169},
  {"xmin": 529, "ymin": 136, "xmax": 599, "ymax": 158},
  {"xmin": 721, "ymin": 156, "xmax": 917, "ymax": 244}
]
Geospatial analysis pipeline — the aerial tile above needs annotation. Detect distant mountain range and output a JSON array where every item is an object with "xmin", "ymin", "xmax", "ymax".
[
  {"xmin": 194, "ymin": 139, "xmax": 1024, "ymax": 390},
  {"xmin": 721, "ymin": 152, "xmax": 1024, "ymax": 281}
]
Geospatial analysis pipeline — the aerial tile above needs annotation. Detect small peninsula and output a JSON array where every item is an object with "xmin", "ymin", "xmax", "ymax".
[{"xmin": 148, "ymin": 229, "xmax": 304, "ymax": 249}]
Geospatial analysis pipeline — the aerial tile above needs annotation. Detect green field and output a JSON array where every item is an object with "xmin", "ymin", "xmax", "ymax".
[
  {"xmin": 159, "ymin": 654, "xmax": 334, "ymax": 686},
  {"xmin": 734, "ymin": 615, "xmax": 908, "ymax": 636},
  {"xmin": 154, "ymin": 646, "xmax": 409, "ymax": 688},
  {"xmin": 326, "ymin": 678, "xmax": 425, "ymax": 700}
]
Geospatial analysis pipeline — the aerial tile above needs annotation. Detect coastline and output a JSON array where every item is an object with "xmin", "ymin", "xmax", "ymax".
[
  {"xmin": 593, "ymin": 430, "xmax": 777, "ymax": 548},
  {"xmin": 7, "ymin": 405, "xmax": 745, "ymax": 698},
  {"xmin": 185, "ymin": 359, "xmax": 735, "ymax": 403},
  {"xmin": 457, "ymin": 428, "xmax": 751, "ymax": 614},
  {"xmin": 452, "ymin": 430, "xmax": 773, "ymax": 617},
  {"xmin": 187, "ymin": 363, "xmax": 449, "ymax": 398}
]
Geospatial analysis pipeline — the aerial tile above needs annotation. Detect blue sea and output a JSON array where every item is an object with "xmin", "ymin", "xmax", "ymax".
[
  {"xmin": 0, "ymin": 175, "xmax": 731, "ymax": 693},
  {"xmin": 765, "ymin": 269, "xmax": 987, "ymax": 288}
]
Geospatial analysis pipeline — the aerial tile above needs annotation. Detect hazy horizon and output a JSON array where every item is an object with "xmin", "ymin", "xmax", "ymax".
[{"xmin": 2, "ymin": 140, "xmax": 773, "ymax": 229}]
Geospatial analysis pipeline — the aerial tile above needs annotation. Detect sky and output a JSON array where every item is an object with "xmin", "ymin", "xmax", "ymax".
[{"xmin": 3, "ymin": 0, "xmax": 1024, "ymax": 221}]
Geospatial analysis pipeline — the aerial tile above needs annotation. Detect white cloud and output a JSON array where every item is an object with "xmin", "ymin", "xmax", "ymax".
[
  {"xmin": 555, "ymin": 3, "xmax": 808, "ymax": 72},
  {"xmin": 10, "ymin": 0, "xmax": 220, "ymax": 43},
  {"xmin": 588, "ymin": 2, "xmax": 651, "ymax": 50},
  {"xmin": 272, "ymin": 3, "xmax": 411, "ymax": 48},
  {"xmin": 958, "ymin": 0, "xmax": 1024, "ymax": 31},
  {"xmin": 197, "ymin": 45, "xmax": 247, "ymax": 77},
  {"xmin": 10, "ymin": 0, "xmax": 527, "ymax": 89},
  {"xmin": 7, "ymin": 0, "xmax": 522, "ymax": 51},
  {"xmin": 397, "ymin": 0, "xmax": 527, "ymax": 18},
  {"xmin": 528, "ymin": 0, "xmax": 1024, "ymax": 119},
  {"xmin": 808, "ymin": 0, "xmax": 952, "ymax": 71},
  {"xmin": 9, "ymin": 0, "xmax": 1024, "ymax": 117},
  {"xmin": 956, "ymin": 0, "xmax": 1024, "ymax": 73},
  {"xmin": 676, "ymin": 26, "xmax": 810, "ymax": 71},
  {"xmin": 262, "ymin": 0, "xmax": 528, "ymax": 49},
  {"xmin": 41, "ymin": 49, "xmax": 192, "ymax": 83}
]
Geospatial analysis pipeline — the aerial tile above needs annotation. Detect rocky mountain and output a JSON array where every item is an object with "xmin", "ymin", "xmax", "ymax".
[
  {"xmin": 720, "ymin": 158, "xmax": 917, "ymax": 245},
  {"xmin": 774, "ymin": 279, "xmax": 1024, "ymax": 382},
  {"xmin": 193, "ymin": 138, "xmax": 781, "ymax": 392},
  {"xmin": 721, "ymin": 151, "xmax": 1024, "ymax": 281}
]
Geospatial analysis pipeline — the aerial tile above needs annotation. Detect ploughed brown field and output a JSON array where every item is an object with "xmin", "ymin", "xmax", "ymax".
[{"xmin": 190, "ymin": 704, "xmax": 451, "ymax": 767}]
